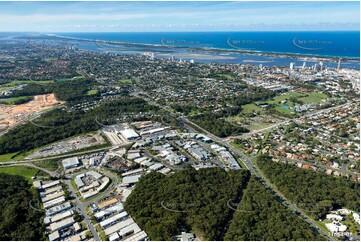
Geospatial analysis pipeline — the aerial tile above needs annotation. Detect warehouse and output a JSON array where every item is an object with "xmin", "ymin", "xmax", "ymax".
[
  {"xmin": 74, "ymin": 174, "xmax": 85, "ymax": 188},
  {"xmin": 125, "ymin": 230, "xmax": 147, "ymax": 241},
  {"xmin": 50, "ymin": 217, "xmax": 75, "ymax": 232},
  {"xmin": 40, "ymin": 185, "xmax": 62, "ymax": 196},
  {"xmin": 62, "ymin": 157, "xmax": 80, "ymax": 169},
  {"xmin": 120, "ymin": 129, "xmax": 139, "ymax": 141},
  {"xmin": 44, "ymin": 209, "xmax": 73, "ymax": 225},
  {"xmin": 100, "ymin": 211, "xmax": 128, "ymax": 228},
  {"xmin": 122, "ymin": 175, "xmax": 142, "ymax": 187},
  {"xmin": 104, "ymin": 218, "xmax": 135, "ymax": 235},
  {"xmin": 48, "ymin": 230, "xmax": 60, "ymax": 241},
  {"xmin": 109, "ymin": 232, "xmax": 120, "ymax": 241},
  {"xmin": 149, "ymin": 163, "xmax": 164, "ymax": 171},
  {"xmin": 42, "ymin": 191, "xmax": 65, "ymax": 203},
  {"xmin": 46, "ymin": 202, "xmax": 72, "ymax": 216},
  {"xmin": 42, "ymin": 180, "xmax": 61, "ymax": 190},
  {"xmin": 98, "ymin": 177, "xmax": 110, "ymax": 191},
  {"xmin": 43, "ymin": 196, "xmax": 65, "ymax": 209},
  {"xmin": 98, "ymin": 198, "xmax": 118, "ymax": 210},
  {"xmin": 94, "ymin": 204, "xmax": 124, "ymax": 220},
  {"xmin": 118, "ymin": 222, "xmax": 141, "ymax": 238},
  {"xmin": 87, "ymin": 170, "xmax": 103, "ymax": 180}
]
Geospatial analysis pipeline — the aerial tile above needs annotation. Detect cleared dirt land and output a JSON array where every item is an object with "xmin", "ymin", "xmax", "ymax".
[{"xmin": 0, "ymin": 93, "xmax": 62, "ymax": 132}]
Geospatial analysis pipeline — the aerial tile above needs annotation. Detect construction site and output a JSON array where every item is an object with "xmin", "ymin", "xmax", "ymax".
[{"xmin": 0, "ymin": 93, "xmax": 61, "ymax": 132}]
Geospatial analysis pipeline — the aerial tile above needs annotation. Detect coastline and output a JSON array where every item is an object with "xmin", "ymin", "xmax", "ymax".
[{"xmin": 45, "ymin": 33, "xmax": 360, "ymax": 62}]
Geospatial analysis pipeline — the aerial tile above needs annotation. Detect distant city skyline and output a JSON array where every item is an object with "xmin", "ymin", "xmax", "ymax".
[{"xmin": 0, "ymin": 1, "xmax": 359, "ymax": 32}]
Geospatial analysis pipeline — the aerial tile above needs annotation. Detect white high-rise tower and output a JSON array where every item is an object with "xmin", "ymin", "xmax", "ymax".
[
  {"xmin": 319, "ymin": 61, "xmax": 324, "ymax": 71},
  {"xmin": 290, "ymin": 62, "xmax": 295, "ymax": 70}
]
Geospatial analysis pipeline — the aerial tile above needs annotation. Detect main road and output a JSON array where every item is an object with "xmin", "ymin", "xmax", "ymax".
[
  {"xmin": 180, "ymin": 117, "xmax": 334, "ymax": 240},
  {"xmin": 135, "ymin": 92, "xmax": 334, "ymax": 240}
]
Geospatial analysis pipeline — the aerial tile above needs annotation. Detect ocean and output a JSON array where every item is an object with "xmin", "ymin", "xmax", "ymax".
[
  {"xmin": 59, "ymin": 31, "xmax": 360, "ymax": 59},
  {"xmin": 5, "ymin": 31, "xmax": 360, "ymax": 68}
]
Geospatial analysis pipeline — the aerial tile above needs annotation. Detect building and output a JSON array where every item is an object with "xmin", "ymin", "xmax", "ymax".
[
  {"xmin": 104, "ymin": 218, "xmax": 135, "ymax": 236},
  {"xmin": 326, "ymin": 221, "xmax": 347, "ymax": 233},
  {"xmin": 42, "ymin": 191, "xmax": 65, "ymax": 203},
  {"xmin": 126, "ymin": 230, "xmax": 147, "ymax": 241},
  {"xmin": 302, "ymin": 62, "xmax": 306, "ymax": 70},
  {"xmin": 62, "ymin": 157, "xmax": 80, "ymax": 169},
  {"xmin": 122, "ymin": 175, "xmax": 142, "ymax": 187},
  {"xmin": 175, "ymin": 232, "xmax": 195, "ymax": 241},
  {"xmin": 120, "ymin": 129, "xmax": 139, "ymax": 141},
  {"xmin": 48, "ymin": 230, "xmax": 60, "ymax": 241},
  {"xmin": 98, "ymin": 198, "xmax": 118, "ymax": 210},
  {"xmin": 50, "ymin": 217, "xmax": 75, "ymax": 232},
  {"xmin": 118, "ymin": 222, "xmax": 141, "ymax": 238},
  {"xmin": 46, "ymin": 202, "xmax": 72, "ymax": 216},
  {"xmin": 43, "ymin": 196, "xmax": 66, "ymax": 209},
  {"xmin": 100, "ymin": 211, "xmax": 128, "ymax": 229},
  {"xmin": 326, "ymin": 214, "xmax": 343, "ymax": 221},
  {"xmin": 74, "ymin": 174, "xmax": 85, "ymax": 188},
  {"xmin": 290, "ymin": 62, "xmax": 295, "ymax": 70},
  {"xmin": 149, "ymin": 163, "xmax": 164, "ymax": 171},
  {"xmin": 44, "ymin": 209, "xmax": 74, "ymax": 225},
  {"xmin": 94, "ymin": 204, "xmax": 124, "ymax": 220},
  {"xmin": 42, "ymin": 180, "xmax": 61, "ymax": 190}
]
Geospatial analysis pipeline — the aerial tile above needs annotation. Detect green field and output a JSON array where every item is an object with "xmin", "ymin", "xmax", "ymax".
[
  {"xmin": 217, "ymin": 74, "xmax": 235, "ymax": 80},
  {"xmin": 0, "ymin": 96, "xmax": 33, "ymax": 105},
  {"xmin": 0, "ymin": 166, "xmax": 41, "ymax": 180},
  {"xmin": 266, "ymin": 92, "xmax": 303, "ymax": 105},
  {"xmin": 32, "ymin": 160, "xmax": 59, "ymax": 171},
  {"xmin": 87, "ymin": 89, "xmax": 98, "ymax": 95},
  {"xmin": 0, "ymin": 152, "xmax": 25, "ymax": 162},
  {"xmin": 265, "ymin": 91, "xmax": 328, "ymax": 116},
  {"xmin": 274, "ymin": 106, "xmax": 292, "ymax": 115},
  {"xmin": 267, "ymin": 92, "xmax": 327, "ymax": 105},
  {"xmin": 240, "ymin": 103, "xmax": 262, "ymax": 114},
  {"xmin": 118, "ymin": 79, "xmax": 133, "ymax": 84},
  {"xmin": 0, "ymin": 80, "xmax": 54, "ymax": 87},
  {"xmin": 299, "ymin": 92, "xmax": 328, "ymax": 103}
]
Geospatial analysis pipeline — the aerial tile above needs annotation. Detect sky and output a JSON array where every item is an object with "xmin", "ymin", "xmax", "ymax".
[{"xmin": 0, "ymin": 1, "xmax": 359, "ymax": 32}]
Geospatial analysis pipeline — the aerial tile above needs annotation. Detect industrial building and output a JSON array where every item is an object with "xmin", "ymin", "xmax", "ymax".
[
  {"xmin": 120, "ymin": 129, "xmax": 139, "ymax": 141},
  {"xmin": 49, "ymin": 217, "xmax": 75, "ymax": 232},
  {"xmin": 100, "ymin": 211, "xmax": 128, "ymax": 229},
  {"xmin": 62, "ymin": 157, "xmax": 80, "ymax": 169},
  {"xmin": 122, "ymin": 174, "xmax": 142, "ymax": 187},
  {"xmin": 46, "ymin": 202, "xmax": 72, "ymax": 217}
]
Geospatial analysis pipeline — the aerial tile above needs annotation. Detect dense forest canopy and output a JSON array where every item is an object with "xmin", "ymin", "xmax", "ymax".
[
  {"xmin": 125, "ymin": 167, "xmax": 250, "ymax": 240},
  {"xmin": 224, "ymin": 176, "xmax": 326, "ymax": 241},
  {"xmin": 0, "ymin": 97, "xmax": 158, "ymax": 155},
  {"xmin": 9, "ymin": 79, "xmax": 97, "ymax": 102},
  {"xmin": 187, "ymin": 86, "xmax": 278, "ymax": 137},
  {"xmin": 256, "ymin": 155, "xmax": 360, "ymax": 219},
  {"xmin": 0, "ymin": 174, "xmax": 45, "ymax": 240},
  {"xmin": 190, "ymin": 114, "xmax": 249, "ymax": 137},
  {"xmin": 125, "ymin": 166, "xmax": 328, "ymax": 241}
]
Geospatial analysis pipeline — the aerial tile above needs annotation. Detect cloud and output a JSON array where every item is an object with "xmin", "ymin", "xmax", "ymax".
[{"xmin": 0, "ymin": 1, "xmax": 359, "ymax": 32}]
